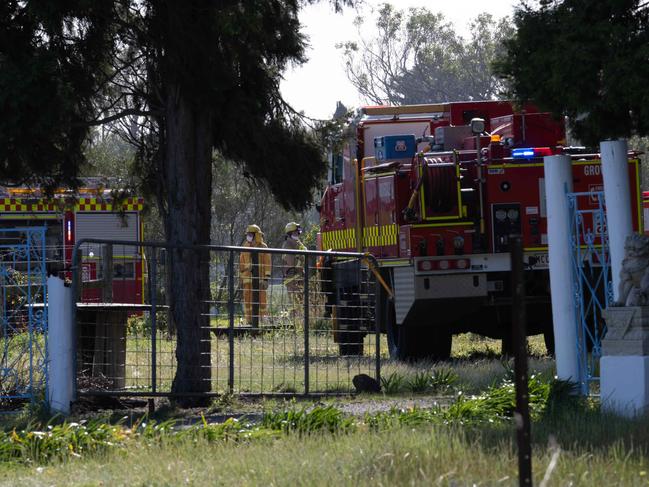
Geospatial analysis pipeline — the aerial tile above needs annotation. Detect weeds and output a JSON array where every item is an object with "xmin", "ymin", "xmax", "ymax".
[
  {"xmin": 0, "ymin": 375, "xmax": 584, "ymax": 466},
  {"xmin": 429, "ymin": 368, "xmax": 458, "ymax": 392},
  {"xmin": 380, "ymin": 372, "xmax": 405, "ymax": 394},
  {"xmin": 407, "ymin": 372, "xmax": 431, "ymax": 393},
  {"xmin": 261, "ymin": 406, "xmax": 355, "ymax": 435},
  {"xmin": 382, "ymin": 368, "xmax": 459, "ymax": 395}
]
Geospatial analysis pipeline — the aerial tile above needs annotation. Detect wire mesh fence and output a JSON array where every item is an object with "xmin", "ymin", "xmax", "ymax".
[
  {"xmin": 73, "ymin": 239, "xmax": 380, "ymax": 397},
  {"xmin": 0, "ymin": 227, "xmax": 49, "ymax": 409}
]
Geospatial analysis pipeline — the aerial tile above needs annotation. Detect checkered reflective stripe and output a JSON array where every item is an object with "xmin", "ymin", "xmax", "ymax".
[
  {"xmin": 75, "ymin": 197, "xmax": 143, "ymax": 211},
  {"xmin": 321, "ymin": 224, "xmax": 397, "ymax": 250},
  {"xmin": 0, "ymin": 197, "xmax": 144, "ymax": 212}
]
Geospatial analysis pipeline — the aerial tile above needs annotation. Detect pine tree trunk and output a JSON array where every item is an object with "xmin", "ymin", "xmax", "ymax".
[{"xmin": 165, "ymin": 85, "xmax": 212, "ymax": 406}]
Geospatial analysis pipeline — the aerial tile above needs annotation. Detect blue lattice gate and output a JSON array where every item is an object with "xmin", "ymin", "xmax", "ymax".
[
  {"xmin": 568, "ymin": 191, "xmax": 612, "ymax": 394},
  {"xmin": 0, "ymin": 227, "xmax": 48, "ymax": 409}
]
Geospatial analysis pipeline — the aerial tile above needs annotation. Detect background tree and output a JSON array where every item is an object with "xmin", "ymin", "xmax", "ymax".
[
  {"xmin": 338, "ymin": 3, "xmax": 513, "ymax": 105},
  {"xmin": 0, "ymin": 0, "xmax": 350, "ymax": 405},
  {"xmin": 494, "ymin": 0, "xmax": 649, "ymax": 146},
  {"xmin": 210, "ymin": 152, "xmax": 316, "ymax": 249}
]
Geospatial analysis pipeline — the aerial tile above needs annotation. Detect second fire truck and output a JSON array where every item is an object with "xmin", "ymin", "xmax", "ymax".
[{"xmin": 0, "ymin": 180, "xmax": 145, "ymax": 304}]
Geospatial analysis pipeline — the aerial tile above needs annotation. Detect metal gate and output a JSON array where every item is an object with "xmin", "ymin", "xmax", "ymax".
[
  {"xmin": 0, "ymin": 227, "xmax": 48, "ymax": 409},
  {"xmin": 568, "ymin": 191, "xmax": 611, "ymax": 394},
  {"xmin": 72, "ymin": 239, "xmax": 380, "ymax": 399}
]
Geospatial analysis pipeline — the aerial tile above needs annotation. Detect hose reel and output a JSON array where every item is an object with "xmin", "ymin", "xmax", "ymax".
[{"xmin": 422, "ymin": 157, "xmax": 458, "ymax": 213}]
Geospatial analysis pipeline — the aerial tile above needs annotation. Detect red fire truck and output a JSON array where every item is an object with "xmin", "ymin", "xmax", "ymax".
[
  {"xmin": 318, "ymin": 100, "xmax": 642, "ymax": 360},
  {"xmin": 0, "ymin": 180, "xmax": 145, "ymax": 304}
]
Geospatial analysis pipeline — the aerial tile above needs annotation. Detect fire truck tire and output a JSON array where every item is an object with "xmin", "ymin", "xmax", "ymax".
[
  {"xmin": 339, "ymin": 342, "xmax": 364, "ymax": 356},
  {"xmin": 386, "ymin": 312, "xmax": 451, "ymax": 361}
]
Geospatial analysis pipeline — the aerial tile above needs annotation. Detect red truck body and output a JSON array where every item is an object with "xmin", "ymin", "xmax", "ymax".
[{"xmin": 318, "ymin": 100, "xmax": 642, "ymax": 360}]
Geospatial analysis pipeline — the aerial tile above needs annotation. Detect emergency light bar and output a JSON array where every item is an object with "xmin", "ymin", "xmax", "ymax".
[
  {"xmin": 66, "ymin": 220, "xmax": 73, "ymax": 242},
  {"xmin": 512, "ymin": 147, "xmax": 553, "ymax": 159}
]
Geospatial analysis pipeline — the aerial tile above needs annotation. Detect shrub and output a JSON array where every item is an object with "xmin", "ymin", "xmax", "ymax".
[
  {"xmin": 261, "ymin": 406, "xmax": 355, "ymax": 435},
  {"xmin": 380, "ymin": 372, "xmax": 406, "ymax": 394},
  {"xmin": 127, "ymin": 311, "xmax": 169, "ymax": 336}
]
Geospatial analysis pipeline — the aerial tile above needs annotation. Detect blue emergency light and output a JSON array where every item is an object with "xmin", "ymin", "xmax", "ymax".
[
  {"xmin": 512, "ymin": 148, "xmax": 535, "ymax": 159},
  {"xmin": 511, "ymin": 147, "xmax": 553, "ymax": 159}
]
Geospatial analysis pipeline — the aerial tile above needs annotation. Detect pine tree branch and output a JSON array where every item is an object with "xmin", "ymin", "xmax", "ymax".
[{"xmin": 84, "ymin": 108, "xmax": 157, "ymax": 127}]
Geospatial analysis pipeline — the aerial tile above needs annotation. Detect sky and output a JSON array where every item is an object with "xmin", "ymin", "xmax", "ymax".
[{"xmin": 280, "ymin": 0, "xmax": 518, "ymax": 120}]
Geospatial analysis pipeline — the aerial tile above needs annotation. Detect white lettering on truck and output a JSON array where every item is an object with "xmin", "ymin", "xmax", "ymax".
[{"xmin": 583, "ymin": 165, "xmax": 601, "ymax": 176}]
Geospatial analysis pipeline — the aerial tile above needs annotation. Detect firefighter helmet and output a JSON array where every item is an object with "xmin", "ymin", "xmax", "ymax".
[
  {"xmin": 246, "ymin": 224, "xmax": 261, "ymax": 234},
  {"xmin": 285, "ymin": 222, "xmax": 302, "ymax": 234}
]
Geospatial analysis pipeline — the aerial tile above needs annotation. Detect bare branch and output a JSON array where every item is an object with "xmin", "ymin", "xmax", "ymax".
[{"xmin": 84, "ymin": 108, "xmax": 156, "ymax": 127}]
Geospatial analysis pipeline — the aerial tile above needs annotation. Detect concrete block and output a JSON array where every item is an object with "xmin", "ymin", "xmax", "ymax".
[
  {"xmin": 602, "ymin": 306, "xmax": 649, "ymax": 355},
  {"xmin": 601, "ymin": 355, "xmax": 649, "ymax": 417}
]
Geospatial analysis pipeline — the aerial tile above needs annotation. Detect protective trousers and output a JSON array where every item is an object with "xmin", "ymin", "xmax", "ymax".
[{"xmin": 242, "ymin": 282, "xmax": 267, "ymax": 325}]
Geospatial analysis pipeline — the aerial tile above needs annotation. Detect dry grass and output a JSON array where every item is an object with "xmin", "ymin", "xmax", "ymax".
[
  {"xmin": 116, "ymin": 330, "xmax": 552, "ymax": 396},
  {"xmin": 2, "ymin": 414, "xmax": 649, "ymax": 486}
]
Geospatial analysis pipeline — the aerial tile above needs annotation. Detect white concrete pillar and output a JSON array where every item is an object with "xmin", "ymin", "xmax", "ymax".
[
  {"xmin": 601, "ymin": 139, "xmax": 633, "ymax": 302},
  {"xmin": 601, "ymin": 355, "xmax": 649, "ymax": 417},
  {"xmin": 544, "ymin": 155, "xmax": 580, "ymax": 382},
  {"xmin": 47, "ymin": 276, "xmax": 74, "ymax": 415}
]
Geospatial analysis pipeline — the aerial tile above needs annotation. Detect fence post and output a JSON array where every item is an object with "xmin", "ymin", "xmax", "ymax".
[
  {"xmin": 47, "ymin": 276, "xmax": 73, "ymax": 415},
  {"xmin": 102, "ymin": 244, "xmax": 113, "ymax": 303},
  {"xmin": 228, "ymin": 251, "xmax": 235, "ymax": 393},
  {"xmin": 512, "ymin": 236, "xmax": 532, "ymax": 486},
  {"xmin": 150, "ymin": 249, "xmax": 157, "ymax": 395},
  {"xmin": 71, "ymin": 247, "xmax": 81, "ymax": 398},
  {"xmin": 75, "ymin": 248, "xmax": 83, "ymax": 302},
  {"xmin": 303, "ymin": 254, "xmax": 310, "ymax": 395},
  {"xmin": 374, "ymin": 270, "xmax": 381, "ymax": 385}
]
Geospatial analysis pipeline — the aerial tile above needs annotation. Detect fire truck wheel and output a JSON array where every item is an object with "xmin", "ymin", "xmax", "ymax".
[
  {"xmin": 387, "ymin": 316, "xmax": 451, "ymax": 361},
  {"xmin": 425, "ymin": 327, "xmax": 452, "ymax": 361},
  {"xmin": 339, "ymin": 341, "xmax": 364, "ymax": 356}
]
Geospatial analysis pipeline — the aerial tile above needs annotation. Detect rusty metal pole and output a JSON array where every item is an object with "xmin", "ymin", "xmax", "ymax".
[
  {"xmin": 75, "ymin": 248, "xmax": 83, "ymax": 302},
  {"xmin": 512, "ymin": 236, "xmax": 532, "ymax": 486},
  {"xmin": 303, "ymin": 255, "xmax": 310, "ymax": 395},
  {"xmin": 228, "ymin": 251, "xmax": 235, "ymax": 393},
  {"xmin": 150, "ymin": 249, "xmax": 157, "ymax": 395},
  {"xmin": 374, "ymin": 273, "xmax": 382, "ymax": 385},
  {"xmin": 102, "ymin": 244, "xmax": 113, "ymax": 303}
]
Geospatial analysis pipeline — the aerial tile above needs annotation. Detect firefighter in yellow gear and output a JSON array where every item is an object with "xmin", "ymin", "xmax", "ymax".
[
  {"xmin": 239, "ymin": 224, "xmax": 272, "ymax": 325},
  {"xmin": 282, "ymin": 222, "xmax": 307, "ymax": 312}
]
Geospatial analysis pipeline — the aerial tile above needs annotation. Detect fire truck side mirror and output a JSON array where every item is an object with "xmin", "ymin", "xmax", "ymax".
[{"xmin": 470, "ymin": 118, "xmax": 485, "ymax": 135}]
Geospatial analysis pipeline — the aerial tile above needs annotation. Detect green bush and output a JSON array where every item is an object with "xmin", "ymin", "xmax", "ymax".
[
  {"xmin": 261, "ymin": 406, "xmax": 356, "ymax": 435},
  {"xmin": 380, "ymin": 372, "xmax": 406, "ymax": 394},
  {"xmin": 127, "ymin": 311, "xmax": 169, "ymax": 336}
]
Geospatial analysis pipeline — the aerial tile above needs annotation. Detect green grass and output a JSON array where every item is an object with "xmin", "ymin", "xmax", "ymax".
[
  {"xmin": 4, "ymin": 423, "xmax": 649, "ymax": 486},
  {"xmin": 0, "ymin": 331, "xmax": 46, "ymax": 405},
  {"xmin": 115, "ymin": 330, "xmax": 551, "ymax": 396},
  {"xmin": 2, "ymin": 378, "xmax": 649, "ymax": 485}
]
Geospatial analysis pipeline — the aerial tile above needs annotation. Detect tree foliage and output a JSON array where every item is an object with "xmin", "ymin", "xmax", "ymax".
[
  {"xmin": 338, "ymin": 3, "xmax": 513, "ymax": 105},
  {"xmin": 0, "ymin": 0, "xmax": 350, "ymax": 208},
  {"xmin": 0, "ymin": 1, "xmax": 115, "ymax": 191},
  {"xmin": 495, "ymin": 0, "xmax": 649, "ymax": 145},
  {"xmin": 211, "ymin": 153, "xmax": 312, "ymax": 248},
  {"xmin": 0, "ymin": 0, "xmax": 352, "ymax": 403}
]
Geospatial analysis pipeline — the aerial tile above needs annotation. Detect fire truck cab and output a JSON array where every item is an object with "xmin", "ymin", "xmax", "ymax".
[
  {"xmin": 319, "ymin": 101, "xmax": 642, "ymax": 360},
  {"xmin": 0, "ymin": 180, "xmax": 145, "ymax": 304}
]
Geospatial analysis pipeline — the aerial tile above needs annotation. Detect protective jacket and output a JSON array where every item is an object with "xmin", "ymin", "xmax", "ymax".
[
  {"xmin": 281, "ymin": 237, "xmax": 306, "ymax": 281},
  {"xmin": 239, "ymin": 233, "xmax": 272, "ymax": 284}
]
